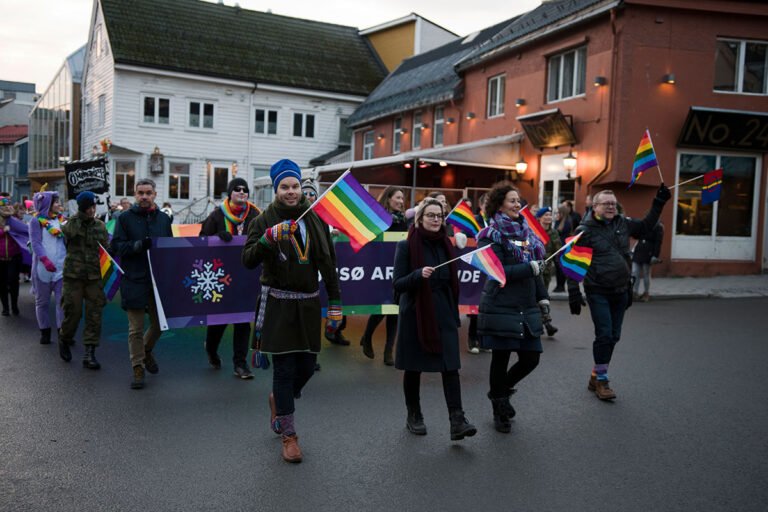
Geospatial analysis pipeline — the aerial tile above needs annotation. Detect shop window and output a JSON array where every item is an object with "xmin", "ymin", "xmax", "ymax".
[
  {"xmin": 168, "ymin": 162, "xmax": 190, "ymax": 200},
  {"xmin": 547, "ymin": 46, "xmax": 587, "ymax": 102},
  {"xmin": 714, "ymin": 38, "xmax": 768, "ymax": 95},
  {"xmin": 115, "ymin": 161, "xmax": 136, "ymax": 196},
  {"xmin": 362, "ymin": 130, "xmax": 374, "ymax": 160},
  {"xmin": 487, "ymin": 74, "xmax": 505, "ymax": 118}
]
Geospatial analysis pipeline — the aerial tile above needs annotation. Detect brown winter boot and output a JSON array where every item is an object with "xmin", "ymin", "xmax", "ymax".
[
  {"xmin": 268, "ymin": 393, "xmax": 281, "ymax": 435},
  {"xmin": 281, "ymin": 435, "xmax": 303, "ymax": 463},
  {"xmin": 594, "ymin": 380, "xmax": 616, "ymax": 400},
  {"xmin": 588, "ymin": 374, "xmax": 596, "ymax": 391}
]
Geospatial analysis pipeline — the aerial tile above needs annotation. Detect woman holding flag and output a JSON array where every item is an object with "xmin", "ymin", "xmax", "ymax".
[
  {"xmin": 242, "ymin": 159, "xmax": 342, "ymax": 464},
  {"xmin": 476, "ymin": 182, "xmax": 548, "ymax": 434}
]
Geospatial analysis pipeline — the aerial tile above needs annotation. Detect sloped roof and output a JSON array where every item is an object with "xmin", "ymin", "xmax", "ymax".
[
  {"xmin": 0, "ymin": 125, "xmax": 28, "ymax": 144},
  {"xmin": 100, "ymin": 0, "xmax": 387, "ymax": 96},
  {"xmin": 347, "ymin": 17, "xmax": 517, "ymax": 127},
  {"xmin": 67, "ymin": 45, "xmax": 87, "ymax": 83}
]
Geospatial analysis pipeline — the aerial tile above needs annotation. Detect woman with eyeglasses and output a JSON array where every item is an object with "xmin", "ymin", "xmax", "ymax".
[
  {"xmin": 360, "ymin": 186, "xmax": 407, "ymax": 366},
  {"xmin": 476, "ymin": 181, "xmax": 548, "ymax": 434},
  {"xmin": 392, "ymin": 197, "xmax": 476, "ymax": 440}
]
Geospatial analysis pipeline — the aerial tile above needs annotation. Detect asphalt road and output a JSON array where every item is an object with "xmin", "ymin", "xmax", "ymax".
[{"xmin": 1, "ymin": 284, "xmax": 767, "ymax": 511}]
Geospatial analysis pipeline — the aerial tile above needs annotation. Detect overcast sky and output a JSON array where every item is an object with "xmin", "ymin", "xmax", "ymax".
[{"xmin": 1, "ymin": 0, "xmax": 541, "ymax": 92}]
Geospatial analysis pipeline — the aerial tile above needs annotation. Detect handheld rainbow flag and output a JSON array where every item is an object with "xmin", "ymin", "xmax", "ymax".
[
  {"xmin": 701, "ymin": 168, "xmax": 723, "ymax": 205},
  {"xmin": 99, "ymin": 243, "xmax": 124, "ymax": 301},
  {"xmin": 309, "ymin": 170, "xmax": 393, "ymax": 252},
  {"xmin": 629, "ymin": 129, "xmax": 659, "ymax": 189},
  {"xmin": 559, "ymin": 233, "xmax": 592, "ymax": 282},
  {"xmin": 520, "ymin": 207, "xmax": 550, "ymax": 244},
  {"xmin": 459, "ymin": 245, "xmax": 506, "ymax": 288},
  {"xmin": 446, "ymin": 200, "xmax": 481, "ymax": 236}
]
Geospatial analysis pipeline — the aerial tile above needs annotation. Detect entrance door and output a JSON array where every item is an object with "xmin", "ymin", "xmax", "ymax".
[
  {"xmin": 539, "ymin": 153, "xmax": 576, "ymax": 210},
  {"xmin": 213, "ymin": 167, "xmax": 229, "ymax": 199}
]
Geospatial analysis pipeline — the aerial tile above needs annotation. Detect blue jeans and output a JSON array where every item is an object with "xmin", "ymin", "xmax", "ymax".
[{"xmin": 586, "ymin": 292, "xmax": 629, "ymax": 365}]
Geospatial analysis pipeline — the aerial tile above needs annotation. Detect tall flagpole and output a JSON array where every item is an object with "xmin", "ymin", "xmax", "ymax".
[{"xmin": 646, "ymin": 128, "xmax": 664, "ymax": 183}]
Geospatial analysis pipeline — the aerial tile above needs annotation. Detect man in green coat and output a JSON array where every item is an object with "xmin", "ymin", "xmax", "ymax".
[{"xmin": 59, "ymin": 191, "xmax": 109, "ymax": 369}]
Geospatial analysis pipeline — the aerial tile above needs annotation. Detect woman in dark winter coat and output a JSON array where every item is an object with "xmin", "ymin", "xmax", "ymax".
[
  {"xmin": 632, "ymin": 222, "xmax": 663, "ymax": 301},
  {"xmin": 361, "ymin": 186, "xmax": 407, "ymax": 366},
  {"xmin": 200, "ymin": 177, "xmax": 261, "ymax": 378},
  {"xmin": 393, "ymin": 198, "xmax": 476, "ymax": 441},
  {"xmin": 477, "ymin": 182, "xmax": 549, "ymax": 433}
]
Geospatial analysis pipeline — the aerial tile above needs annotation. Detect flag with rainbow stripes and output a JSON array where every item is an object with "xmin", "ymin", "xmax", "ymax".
[
  {"xmin": 629, "ymin": 129, "xmax": 659, "ymax": 188},
  {"xmin": 520, "ymin": 207, "xmax": 550, "ymax": 244},
  {"xmin": 559, "ymin": 233, "xmax": 592, "ymax": 282},
  {"xmin": 98, "ymin": 243, "xmax": 123, "ymax": 301},
  {"xmin": 446, "ymin": 200, "xmax": 481, "ymax": 236},
  {"xmin": 312, "ymin": 171, "xmax": 393, "ymax": 252},
  {"xmin": 459, "ymin": 244, "xmax": 506, "ymax": 288}
]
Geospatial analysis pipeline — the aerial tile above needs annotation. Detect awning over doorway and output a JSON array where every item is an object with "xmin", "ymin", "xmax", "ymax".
[{"xmin": 516, "ymin": 108, "xmax": 577, "ymax": 150}]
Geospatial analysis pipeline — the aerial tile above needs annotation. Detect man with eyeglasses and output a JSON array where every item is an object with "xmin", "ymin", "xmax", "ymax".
[{"xmin": 568, "ymin": 184, "xmax": 671, "ymax": 400}]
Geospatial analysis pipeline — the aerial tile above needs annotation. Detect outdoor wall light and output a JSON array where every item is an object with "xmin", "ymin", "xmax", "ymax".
[
  {"xmin": 465, "ymin": 112, "xmax": 476, "ymax": 120},
  {"xmin": 563, "ymin": 150, "xmax": 577, "ymax": 172},
  {"xmin": 420, "ymin": 123, "xmax": 429, "ymax": 130},
  {"xmin": 377, "ymin": 133, "xmax": 385, "ymax": 140},
  {"xmin": 515, "ymin": 98, "xmax": 526, "ymax": 107},
  {"xmin": 662, "ymin": 73, "xmax": 676, "ymax": 84},
  {"xmin": 401, "ymin": 128, "xmax": 408, "ymax": 134},
  {"xmin": 593, "ymin": 76, "xmax": 607, "ymax": 86},
  {"xmin": 439, "ymin": 161, "xmax": 448, "ymax": 167},
  {"xmin": 446, "ymin": 117, "xmax": 455, "ymax": 125},
  {"xmin": 515, "ymin": 159, "xmax": 528, "ymax": 173},
  {"xmin": 418, "ymin": 161, "xmax": 431, "ymax": 169},
  {"xmin": 403, "ymin": 162, "xmax": 412, "ymax": 169}
]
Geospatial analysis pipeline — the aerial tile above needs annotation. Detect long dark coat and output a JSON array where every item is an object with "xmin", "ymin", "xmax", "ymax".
[
  {"xmin": 111, "ymin": 204, "xmax": 173, "ymax": 310},
  {"xmin": 392, "ymin": 238, "xmax": 460, "ymax": 372}
]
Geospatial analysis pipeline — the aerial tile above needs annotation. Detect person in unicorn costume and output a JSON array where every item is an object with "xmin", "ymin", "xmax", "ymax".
[{"xmin": 28, "ymin": 188, "xmax": 67, "ymax": 345}]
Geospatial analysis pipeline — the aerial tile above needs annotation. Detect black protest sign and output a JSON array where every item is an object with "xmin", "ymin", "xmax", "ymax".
[{"xmin": 65, "ymin": 158, "xmax": 109, "ymax": 197}]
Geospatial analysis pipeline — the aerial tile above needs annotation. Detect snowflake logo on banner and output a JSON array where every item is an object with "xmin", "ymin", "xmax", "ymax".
[{"xmin": 182, "ymin": 258, "xmax": 232, "ymax": 303}]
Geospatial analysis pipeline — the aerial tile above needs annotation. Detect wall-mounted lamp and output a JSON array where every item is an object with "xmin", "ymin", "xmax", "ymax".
[
  {"xmin": 515, "ymin": 159, "xmax": 528, "ymax": 173},
  {"xmin": 420, "ymin": 123, "xmax": 429, "ymax": 130},
  {"xmin": 563, "ymin": 150, "xmax": 577, "ymax": 172},
  {"xmin": 418, "ymin": 161, "xmax": 431, "ymax": 169},
  {"xmin": 232, "ymin": 162, "xmax": 238, "ymax": 176},
  {"xmin": 446, "ymin": 117, "xmax": 455, "ymax": 125},
  {"xmin": 403, "ymin": 162, "xmax": 412, "ymax": 169},
  {"xmin": 401, "ymin": 128, "xmax": 408, "ymax": 134},
  {"xmin": 465, "ymin": 112, "xmax": 476, "ymax": 120},
  {"xmin": 439, "ymin": 161, "xmax": 448, "ymax": 167},
  {"xmin": 662, "ymin": 73, "xmax": 676, "ymax": 84},
  {"xmin": 377, "ymin": 133, "xmax": 385, "ymax": 140},
  {"xmin": 515, "ymin": 98, "xmax": 526, "ymax": 107},
  {"xmin": 593, "ymin": 76, "xmax": 607, "ymax": 86}
]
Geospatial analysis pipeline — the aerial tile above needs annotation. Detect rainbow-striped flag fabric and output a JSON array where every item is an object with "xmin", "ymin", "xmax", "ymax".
[
  {"xmin": 99, "ymin": 244, "xmax": 123, "ymax": 301},
  {"xmin": 520, "ymin": 207, "xmax": 550, "ymax": 244},
  {"xmin": 701, "ymin": 168, "xmax": 723, "ymax": 205},
  {"xmin": 459, "ymin": 245, "xmax": 506, "ymax": 288},
  {"xmin": 629, "ymin": 129, "xmax": 659, "ymax": 188},
  {"xmin": 559, "ymin": 233, "xmax": 592, "ymax": 282},
  {"xmin": 446, "ymin": 200, "xmax": 481, "ymax": 236},
  {"xmin": 312, "ymin": 171, "xmax": 392, "ymax": 252}
]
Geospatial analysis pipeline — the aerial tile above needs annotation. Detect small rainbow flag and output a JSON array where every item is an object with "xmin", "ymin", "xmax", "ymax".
[
  {"xmin": 701, "ymin": 168, "xmax": 723, "ymax": 205},
  {"xmin": 520, "ymin": 207, "xmax": 550, "ymax": 244},
  {"xmin": 446, "ymin": 200, "xmax": 481, "ymax": 236},
  {"xmin": 629, "ymin": 129, "xmax": 659, "ymax": 188},
  {"xmin": 312, "ymin": 171, "xmax": 393, "ymax": 252},
  {"xmin": 459, "ymin": 245, "xmax": 506, "ymax": 288},
  {"xmin": 99, "ymin": 243, "xmax": 123, "ymax": 301},
  {"xmin": 559, "ymin": 233, "xmax": 592, "ymax": 282}
]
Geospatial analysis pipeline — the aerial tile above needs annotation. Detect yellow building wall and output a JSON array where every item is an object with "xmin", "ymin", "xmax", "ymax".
[{"xmin": 365, "ymin": 21, "xmax": 416, "ymax": 72}]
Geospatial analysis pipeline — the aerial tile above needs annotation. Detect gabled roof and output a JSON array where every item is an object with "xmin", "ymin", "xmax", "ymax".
[
  {"xmin": 347, "ymin": 17, "xmax": 517, "ymax": 127},
  {"xmin": 100, "ymin": 0, "xmax": 387, "ymax": 96},
  {"xmin": 0, "ymin": 125, "xmax": 28, "ymax": 144}
]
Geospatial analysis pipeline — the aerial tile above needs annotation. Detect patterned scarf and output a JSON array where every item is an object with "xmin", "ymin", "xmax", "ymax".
[
  {"xmin": 37, "ymin": 214, "xmax": 65, "ymax": 238},
  {"xmin": 478, "ymin": 211, "xmax": 545, "ymax": 263},
  {"xmin": 221, "ymin": 199, "xmax": 253, "ymax": 235}
]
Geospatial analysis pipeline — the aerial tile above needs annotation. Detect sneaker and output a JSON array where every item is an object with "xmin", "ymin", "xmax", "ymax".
[
  {"xmin": 468, "ymin": 339, "xmax": 480, "ymax": 354},
  {"xmin": 131, "ymin": 365, "xmax": 145, "ymax": 389},
  {"xmin": 234, "ymin": 365, "xmax": 254, "ymax": 380},
  {"xmin": 143, "ymin": 351, "xmax": 159, "ymax": 374}
]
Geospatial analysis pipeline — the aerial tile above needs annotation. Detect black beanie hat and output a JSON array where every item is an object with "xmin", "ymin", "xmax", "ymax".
[
  {"xmin": 227, "ymin": 178, "xmax": 249, "ymax": 197},
  {"xmin": 76, "ymin": 191, "xmax": 97, "ymax": 212}
]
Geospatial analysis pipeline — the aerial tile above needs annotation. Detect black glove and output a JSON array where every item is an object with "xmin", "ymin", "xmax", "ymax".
[
  {"xmin": 217, "ymin": 230, "xmax": 233, "ymax": 242},
  {"xmin": 656, "ymin": 183, "xmax": 671, "ymax": 203},
  {"xmin": 569, "ymin": 291, "xmax": 586, "ymax": 315},
  {"xmin": 142, "ymin": 237, "xmax": 152, "ymax": 250}
]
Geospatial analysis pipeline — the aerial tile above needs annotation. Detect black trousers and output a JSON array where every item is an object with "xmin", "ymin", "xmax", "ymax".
[
  {"xmin": 0, "ymin": 255, "xmax": 21, "ymax": 312},
  {"xmin": 205, "ymin": 322, "xmax": 250, "ymax": 367},
  {"xmin": 489, "ymin": 349, "xmax": 540, "ymax": 398},
  {"xmin": 403, "ymin": 370, "xmax": 463, "ymax": 412},
  {"xmin": 364, "ymin": 314, "xmax": 397, "ymax": 349},
  {"xmin": 272, "ymin": 352, "xmax": 317, "ymax": 416}
]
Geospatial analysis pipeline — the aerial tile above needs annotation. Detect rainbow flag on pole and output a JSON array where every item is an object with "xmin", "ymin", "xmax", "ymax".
[
  {"xmin": 629, "ymin": 129, "xmax": 659, "ymax": 188},
  {"xmin": 446, "ymin": 200, "xmax": 481, "ymax": 236},
  {"xmin": 459, "ymin": 245, "xmax": 506, "ymax": 287},
  {"xmin": 99, "ymin": 243, "xmax": 124, "ymax": 301},
  {"xmin": 520, "ymin": 207, "xmax": 550, "ymax": 244},
  {"xmin": 312, "ymin": 170, "xmax": 393, "ymax": 252},
  {"xmin": 559, "ymin": 233, "xmax": 592, "ymax": 282}
]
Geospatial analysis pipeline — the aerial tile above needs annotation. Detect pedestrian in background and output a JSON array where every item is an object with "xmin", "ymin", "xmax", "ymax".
[
  {"xmin": 0, "ymin": 194, "xmax": 25, "ymax": 317},
  {"xmin": 393, "ymin": 197, "xmax": 476, "ymax": 440},
  {"xmin": 552, "ymin": 203, "xmax": 573, "ymax": 292},
  {"xmin": 59, "ymin": 191, "xmax": 108, "ymax": 369},
  {"xmin": 632, "ymin": 222, "xmax": 664, "ymax": 302},
  {"xmin": 199, "ymin": 177, "xmax": 260, "ymax": 378},
  {"xmin": 111, "ymin": 178, "xmax": 173, "ymax": 389},
  {"xmin": 535, "ymin": 206, "xmax": 561, "ymax": 336}
]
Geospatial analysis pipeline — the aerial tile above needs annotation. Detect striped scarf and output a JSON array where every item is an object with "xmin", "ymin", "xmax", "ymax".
[
  {"xmin": 221, "ymin": 200, "xmax": 252, "ymax": 235},
  {"xmin": 478, "ymin": 211, "xmax": 545, "ymax": 263}
]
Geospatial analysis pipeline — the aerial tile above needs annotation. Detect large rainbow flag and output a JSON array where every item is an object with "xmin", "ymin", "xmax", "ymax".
[
  {"xmin": 312, "ymin": 171, "xmax": 393, "ymax": 252},
  {"xmin": 559, "ymin": 233, "xmax": 592, "ymax": 282},
  {"xmin": 629, "ymin": 129, "xmax": 659, "ymax": 188},
  {"xmin": 520, "ymin": 207, "xmax": 550, "ymax": 244},
  {"xmin": 459, "ymin": 245, "xmax": 506, "ymax": 287},
  {"xmin": 446, "ymin": 200, "xmax": 481, "ymax": 236},
  {"xmin": 99, "ymin": 243, "xmax": 123, "ymax": 301}
]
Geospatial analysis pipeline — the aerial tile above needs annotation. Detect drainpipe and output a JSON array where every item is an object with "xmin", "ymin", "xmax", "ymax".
[{"xmin": 410, "ymin": 158, "xmax": 418, "ymax": 206}]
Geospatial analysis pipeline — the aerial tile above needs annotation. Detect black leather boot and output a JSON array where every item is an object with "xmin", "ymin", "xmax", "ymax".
[
  {"xmin": 449, "ymin": 409, "xmax": 477, "ymax": 441},
  {"xmin": 406, "ymin": 405, "xmax": 427, "ymax": 435},
  {"xmin": 488, "ymin": 390, "xmax": 515, "ymax": 433},
  {"xmin": 39, "ymin": 328, "xmax": 52, "ymax": 345},
  {"xmin": 360, "ymin": 335, "xmax": 374, "ymax": 359},
  {"xmin": 58, "ymin": 339, "xmax": 72, "ymax": 362},
  {"xmin": 82, "ymin": 345, "xmax": 101, "ymax": 370},
  {"xmin": 383, "ymin": 346, "xmax": 394, "ymax": 366}
]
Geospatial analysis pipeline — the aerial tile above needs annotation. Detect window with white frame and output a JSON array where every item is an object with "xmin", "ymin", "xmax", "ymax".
[
  {"xmin": 362, "ymin": 130, "xmax": 374, "ymax": 160},
  {"xmin": 97, "ymin": 95, "xmax": 105, "ymax": 128},
  {"xmin": 189, "ymin": 101, "xmax": 215, "ymax": 129},
  {"xmin": 85, "ymin": 103, "xmax": 92, "ymax": 132},
  {"xmin": 168, "ymin": 162, "xmax": 190, "ymax": 200},
  {"xmin": 487, "ymin": 74, "xmax": 505, "ymax": 118},
  {"xmin": 547, "ymin": 46, "xmax": 587, "ymax": 102},
  {"xmin": 255, "ymin": 108, "xmax": 278, "ymax": 135},
  {"xmin": 413, "ymin": 111, "xmax": 423, "ymax": 149},
  {"xmin": 10, "ymin": 146, "xmax": 18, "ymax": 163},
  {"xmin": 0, "ymin": 146, "xmax": 4, "ymax": 161},
  {"xmin": 115, "ymin": 161, "xmax": 136, "ymax": 197},
  {"xmin": 292, "ymin": 113, "xmax": 315, "ymax": 138},
  {"xmin": 338, "ymin": 117, "xmax": 352, "ymax": 145},
  {"xmin": 142, "ymin": 95, "xmax": 170, "ymax": 125},
  {"xmin": 433, "ymin": 106, "xmax": 445, "ymax": 147},
  {"xmin": 714, "ymin": 38, "xmax": 768, "ymax": 95},
  {"xmin": 93, "ymin": 25, "xmax": 104, "ymax": 58},
  {"xmin": 393, "ymin": 117, "xmax": 403, "ymax": 153}
]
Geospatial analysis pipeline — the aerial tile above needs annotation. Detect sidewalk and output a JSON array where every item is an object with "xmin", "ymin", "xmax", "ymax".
[{"xmin": 550, "ymin": 274, "xmax": 768, "ymax": 300}]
